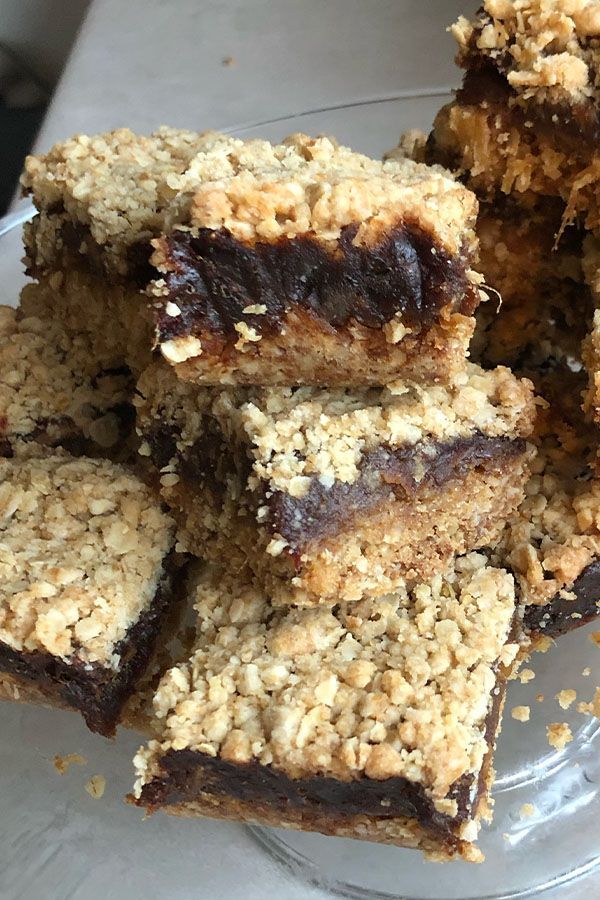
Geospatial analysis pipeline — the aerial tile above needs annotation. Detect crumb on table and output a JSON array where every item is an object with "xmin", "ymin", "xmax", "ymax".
[
  {"xmin": 85, "ymin": 775, "xmax": 106, "ymax": 799},
  {"xmin": 547, "ymin": 722, "xmax": 573, "ymax": 750},
  {"xmin": 555, "ymin": 689, "xmax": 577, "ymax": 710},
  {"xmin": 53, "ymin": 753, "xmax": 87, "ymax": 774}
]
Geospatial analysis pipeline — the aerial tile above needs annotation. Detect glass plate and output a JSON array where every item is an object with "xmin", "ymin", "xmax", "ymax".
[{"xmin": 1, "ymin": 97, "xmax": 600, "ymax": 900}]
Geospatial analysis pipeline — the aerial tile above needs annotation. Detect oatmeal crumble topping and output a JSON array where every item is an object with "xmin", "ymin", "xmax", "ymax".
[
  {"xmin": 134, "ymin": 553, "xmax": 517, "ymax": 807},
  {"xmin": 577, "ymin": 687, "xmax": 600, "ymax": 715},
  {"xmin": 453, "ymin": 1, "xmax": 600, "ymax": 103},
  {"xmin": 0, "ymin": 306, "xmax": 132, "ymax": 453},
  {"xmin": 0, "ymin": 455, "xmax": 174, "ymax": 665},
  {"xmin": 555, "ymin": 689, "xmax": 577, "ymax": 709},
  {"xmin": 493, "ymin": 389, "xmax": 600, "ymax": 606},
  {"xmin": 22, "ymin": 128, "xmax": 477, "ymax": 274},
  {"xmin": 546, "ymin": 722, "xmax": 573, "ymax": 750},
  {"xmin": 136, "ymin": 360, "xmax": 535, "ymax": 497}
]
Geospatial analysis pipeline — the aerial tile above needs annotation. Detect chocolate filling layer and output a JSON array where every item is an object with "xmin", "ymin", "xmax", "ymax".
[
  {"xmin": 151, "ymin": 223, "xmax": 478, "ymax": 344},
  {"xmin": 147, "ymin": 421, "xmax": 525, "ymax": 552},
  {"xmin": 457, "ymin": 61, "xmax": 600, "ymax": 153},
  {"xmin": 136, "ymin": 667, "xmax": 506, "ymax": 845},
  {"xmin": 524, "ymin": 560, "xmax": 600, "ymax": 638},
  {"xmin": 268, "ymin": 434, "xmax": 525, "ymax": 549},
  {"xmin": 0, "ymin": 557, "xmax": 182, "ymax": 736}
]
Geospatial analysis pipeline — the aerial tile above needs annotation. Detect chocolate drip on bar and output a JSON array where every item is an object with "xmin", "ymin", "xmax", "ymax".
[
  {"xmin": 0, "ymin": 558, "xmax": 182, "ymax": 735},
  {"xmin": 152, "ymin": 223, "xmax": 478, "ymax": 343},
  {"xmin": 524, "ymin": 560, "xmax": 600, "ymax": 638}
]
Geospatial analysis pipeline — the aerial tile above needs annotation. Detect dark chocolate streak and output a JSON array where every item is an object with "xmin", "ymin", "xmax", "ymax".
[
  {"xmin": 458, "ymin": 58, "xmax": 600, "ymax": 152},
  {"xmin": 153, "ymin": 223, "xmax": 478, "ymax": 344},
  {"xmin": 148, "ymin": 423, "xmax": 525, "ymax": 553},
  {"xmin": 268, "ymin": 434, "xmax": 524, "ymax": 548},
  {"xmin": 136, "ymin": 672, "xmax": 506, "ymax": 843},
  {"xmin": 0, "ymin": 560, "xmax": 180, "ymax": 736},
  {"xmin": 524, "ymin": 560, "xmax": 600, "ymax": 638}
]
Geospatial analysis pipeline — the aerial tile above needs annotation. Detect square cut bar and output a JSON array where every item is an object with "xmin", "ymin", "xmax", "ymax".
[
  {"xmin": 133, "ymin": 556, "xmax": 521, "ymax": 863},
  {"xmin": 0, "ymin": 454, "xmax": 180, "ymax": 735},
  {"xmin": 0, "ymin": 562, "xmax": 198, "ymax": 738},
  {"xmin": 135, "ymin": 360, "xmax": 535, "ymax": 607},
  {"xmin": 428, "ymin": 0, "xmax": 600, "ymax": 231},
  {"xmin": 21, "ymin": 127, "xmax": 484, "ymax": 386},
  {"xmin": 492, "ymin": 370, "xmax": 600, "ymax": 638},
  {"xmin": 0, "ymin": 304, "xmax": 135, "ymax": 460}
]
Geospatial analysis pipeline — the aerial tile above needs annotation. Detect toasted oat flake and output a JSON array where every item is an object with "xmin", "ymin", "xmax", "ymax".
[
  {"xmin": 53, "ymin": 753, "xmax": 87, "ymax": 774},
  {"xmin": 85, "ymin": 775, "xmax": 106, "ymax": 799},
  {"xmin": 547, "ymin": 722, "xmax": 573, "ymax": 750},
  {"xmin": 555, "ymin": 689, "xmax": 577, "ymax": 710},
  {"xmin": 577, "ymin": 687, "xmax": 600, "ymax": 717}
]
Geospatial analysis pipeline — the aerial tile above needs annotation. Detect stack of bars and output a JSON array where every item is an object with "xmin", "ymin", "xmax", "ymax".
[
  {"xmin": 0, "ymin": 47, "xmax": 597, "ymax": 855},
  {"xmin": 427, "ymin": 0, "xmax": 600, "ymax": 639}
]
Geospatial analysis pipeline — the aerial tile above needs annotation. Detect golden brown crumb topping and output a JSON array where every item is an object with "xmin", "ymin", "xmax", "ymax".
[
  {"xmin": 0, "ymin": 455, "xmax": 174, "ymax": 665},
  {"xmin": 136, "ymin": 361, "xmax": 535, "ymax": 497},
  {"xmin": 454, "ymin": 0, "xmax": 600, "ymax": 102},
  {"xmin": 495, "ymin": 379, "xmax": 600, "ymax": 605},
  {"xmin": 134, "ymin": 553, "xmax": 517, "ymax": 809},
  {"xmin": 22, "ymin": 128, "xmax": 477, "ymax": 273},
  {"xmin": 546, "ymin": 721, "xmax": 573, "ymax": 749},
  {"xmin": 0, "ymin": 305, "xmax": 132, "ymax": 452}
]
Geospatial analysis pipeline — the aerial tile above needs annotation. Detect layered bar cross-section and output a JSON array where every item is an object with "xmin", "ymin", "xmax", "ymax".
[
  {"xmin": 0, "ymin": 454, "xmax": 180, "ymax": 734},
  {"xmin": 429, "ymin": 0, "xmax": 600, "ymax": 231},
  {"xmin": 136, "ymin": 360, "xmax": 535, "ymax": 606},
  {"xmin": 22, "ymin": 128, "xmax": 485, "ymax": 386},
  {"xmin": 133, "ymin": 556, "xmax": 520, "ymax": 862}
]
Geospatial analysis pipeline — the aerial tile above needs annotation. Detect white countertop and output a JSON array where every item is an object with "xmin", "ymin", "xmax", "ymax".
[
  {"xmin": 36, "ymin": 0, "xmax": 471, "ymax": 149},
  {"xmin": 4, "ymin": 3, "xmax": 599, "ymax": 899}
]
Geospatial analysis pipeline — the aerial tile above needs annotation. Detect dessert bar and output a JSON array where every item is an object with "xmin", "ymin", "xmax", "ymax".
[
  {"xmin": 0, "ymin": 454, "xmax": 180, "ymax": 735},
  {"xmin": 133, "ymin": 556, "xmax": 520, "ymax": 862},
  {"xmin": 0, "ymin": 304, "xmax": 135, "ymax": 459},
  {"xmin": 136, "ymin": 360, "xmax": 535, "ymax": 606},
  {"xmin": 428, "ymin": 0, "xmax": 600, "ymax": 231},
  {"xmin": 494, "ymin": 371, "xmax": 600, "ymax": 638},
  {"xmin": 22, "ymin": 128, "xmax": 485, "ymax": 386}
]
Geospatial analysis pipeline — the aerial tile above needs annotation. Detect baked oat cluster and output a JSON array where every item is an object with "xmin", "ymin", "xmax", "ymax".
[
  {"xmin": 3, "ymin": 3, "xmax": 600, "ymax": 862},
  {"xmin": 425, "ymin": 0, "xmax": 600, "ymax": 641},
  {"xmin": 453, "ymin": 1, "xmax": 600, "ymax": 102},
  {"xmin": 135, "ymin": 555, "xmax": 518, "ymax": 807},
  {"xmin": 0, "ymin": 305, "xmax": 134, "ymax": 458},
  {"xmin": 0, "ymin": 455, "xmax": 173, "ymax": 665}
]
